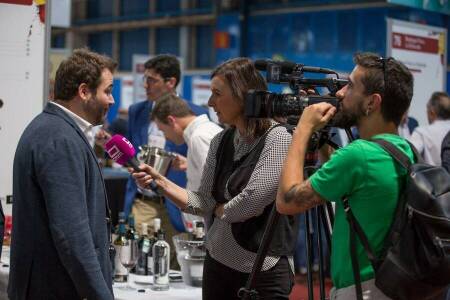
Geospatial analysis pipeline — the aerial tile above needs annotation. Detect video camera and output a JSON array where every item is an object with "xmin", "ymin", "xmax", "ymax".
[{"xmin": 245, "ymin": 59, "xmax": 348, "ymax": 119}]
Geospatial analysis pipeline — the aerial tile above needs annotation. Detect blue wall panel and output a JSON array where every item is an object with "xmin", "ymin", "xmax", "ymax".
[
  {"xmin": 182, "ymin": 73, "xmax": 210, "ymax": 101},
  {"xmin": 197, "ymin": 0, "xmax": 213, "ymax": 9},
  {"xmin": 87, "ymin": 0, "xmax": 113, "ymax": 19},
  {"xmin": 88, "ymin": 32, "xmax": 113, "ymax": 57},
  {"xmin": 120, "ymin": 0, "xmax": 149, "ymax": 16},
  {"xmin": 119, "ymin": 28, "xmax": 149, "ymax": 71},
  {"xmin": 156, "ymin": 27, "xmax": 180, "ymax": 55},
  {"xmin": 196, "ymin": 25, "xmax": 214, "ymax": 68},
  {"xmin": 157, "ymin": 0, "xmax": 180, "ymax": 12},
  {"xmin": 215, "ymin": 13, "xmax": 241, "ymax": 64},
  {"xmin": 51, "ymin": 35, "xmax": 66, "ymax": 49},
  {"xmin": 107, "ymin": 78, "xmax": 122, "ymax": 123},
  {"xmin": 247, "ymin": 6, "xmax": 448, "ymax": 74}
]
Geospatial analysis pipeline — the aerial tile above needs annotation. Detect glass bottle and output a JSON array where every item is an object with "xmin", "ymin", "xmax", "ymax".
[
  {"xmin": 126, "ymin": 214, "xmax": 139, "ymax": 240},
  {"xmin": 113, "ymin": 216, "xmax": 128, "ymax": 282},
  {"xmin": 147, "ymin": 218, "xmax": 160, "ymax": 275},
  {"xmin": 135, "ymin": 223, "xmax": 150, "ymax": 275},
  {"xmin": 152, "ymin": 229, "xmax": 170, "ymax": 291}
]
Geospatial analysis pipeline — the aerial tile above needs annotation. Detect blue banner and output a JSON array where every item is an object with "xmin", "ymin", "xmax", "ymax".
[{"xmin": 388, "ymin": 0, "xmax": 450, "ymax": 15}]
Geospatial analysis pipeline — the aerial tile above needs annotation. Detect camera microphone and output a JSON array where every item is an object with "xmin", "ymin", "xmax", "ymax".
[
  {"xmin": 254, "ymin": 59, "xmax": 298, "ymax": 74},
  {"xmin": 254, "ymin": 59, "xmax": 336, "ymax": 75}
]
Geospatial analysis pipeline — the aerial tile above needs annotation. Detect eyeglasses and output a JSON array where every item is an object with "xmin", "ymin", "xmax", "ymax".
[{"xmin": 142, "ymin": 75, "xmax": 170, "ymax": 85}]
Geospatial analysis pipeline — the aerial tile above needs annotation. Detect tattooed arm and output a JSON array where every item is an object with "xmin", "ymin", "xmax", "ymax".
[
  {"xmin": 282, "ymin": 180, "xmax": 325, "ymax": 213},
  {"xmin": 276, "ymin": 103, "xmax": 335, "ymax": 215}
]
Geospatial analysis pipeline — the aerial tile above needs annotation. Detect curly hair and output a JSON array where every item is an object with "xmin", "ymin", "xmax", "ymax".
[
  {"xmin": 54, "ymin": 48, "xmax": 117, "ymax": 101},
  {"xmin": 354, "ymin": 52, "xmax": 413, "ymax": 126}
]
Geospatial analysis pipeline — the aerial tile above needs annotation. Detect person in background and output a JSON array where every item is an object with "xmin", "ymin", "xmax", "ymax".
[
  {"xmin": 132, "ymin": 57, "xmax": 297, "ymax": 300},
  {"xmin": 124, "ymin": 54, "xmax": 207, "ymax": 270},
  {"xmin": 150, "ymin": 94, "xmax": 222, "ymax": 231},
  {"xmin": 441, "ymin": 130, "xmax": 450, "ymax": 173},
  {"xmin": 410, "ymin": 91, "xmax": 450, "ymax": 165},
  {"xmin": 398, "ymin": 111, "xmax": 418, "ymax": 140},
  {"xmin": 108, "ymin": 108, "xmax": 128, "ymax": 136},
  {"xmin": 277, "ymin": 53, "xmax": 414, "ymax": 299},
  {"xmin": 9, "ymin": 49, "xmax": 116, "ymax": 300}
]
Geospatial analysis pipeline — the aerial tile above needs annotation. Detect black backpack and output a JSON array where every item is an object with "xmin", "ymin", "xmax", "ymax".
[{"xmin": 343, "ymin": 138, "xmax": 450, "ymax": 300}]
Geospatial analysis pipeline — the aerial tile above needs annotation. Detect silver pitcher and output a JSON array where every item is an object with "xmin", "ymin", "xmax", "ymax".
[{"xmin": 138, "ymin": 145, "xmax": 177, "ymax": 176}]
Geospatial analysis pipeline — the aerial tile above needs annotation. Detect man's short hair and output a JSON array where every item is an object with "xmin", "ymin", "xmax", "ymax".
[
  {"xmin": 428, "ymin": 91, "xmax": 450, "ymax": 120},
  {"xmin": 144, "ymin": 54, "xmax": 181, "ymax": 88},
  {"xmin": 151, "ymin": 94, "xmax": 194, "ymax": 124},
  {"xmin": 54, "ymin": 48, "xmax": 117, "ymax": 101},
  {"xmin": 354, "ymin": 52, "xmax": 414, "ymax": 126}
]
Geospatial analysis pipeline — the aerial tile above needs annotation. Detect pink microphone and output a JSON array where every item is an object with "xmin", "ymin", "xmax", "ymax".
[
  {"xmin": 105, "ymin": 134, "xmax": 160, "ymax": 193},
  {"xmin": 104, "ymin": 134, "xmax": 141, "ymax": 171}
]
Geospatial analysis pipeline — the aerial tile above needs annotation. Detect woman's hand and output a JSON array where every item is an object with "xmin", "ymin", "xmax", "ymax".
[
  {"xmin": 129, "ymin": 163, "xmax": 163, "ymax": 190},
  {"xmin": 214, "ymin": 203, "xmax": 225, "ymax": 218}
]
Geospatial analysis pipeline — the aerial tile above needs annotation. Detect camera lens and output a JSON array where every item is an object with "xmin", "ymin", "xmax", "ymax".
[{"xmin": 271, "ymin": 94, "xmax": 305, "ymax": 117}]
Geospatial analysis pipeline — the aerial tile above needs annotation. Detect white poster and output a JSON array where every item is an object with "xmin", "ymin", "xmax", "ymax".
[
  {"xmin": 387, "ymin": 19, "xmax": 447, "ymax": 126},
  {"xmin": 51, "ymin": 0, "xmax": 70, "ymax": 28},
  {"xmin": 0, "ymin": 0, "xmax": 48, "ymax": 207},
  {"xmin": 119, "ymin": 74, "xmax": 134, "ymax": 110},
  {"xmin": 132, "ymin": 54, "xmax": 151, "ymax": 103},
  {"xmin": 192, "ymin": 77, "xmax": 211, "ymax": 106}
]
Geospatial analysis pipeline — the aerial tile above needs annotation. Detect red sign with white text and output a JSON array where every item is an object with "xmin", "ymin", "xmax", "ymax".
[
  {"xmin": 392, "ymin": 32, "xmax": 439, "ymax": 54},
  {"xmin": 0, "ymin": 0, "xmax": 32, "ymax": 5}
]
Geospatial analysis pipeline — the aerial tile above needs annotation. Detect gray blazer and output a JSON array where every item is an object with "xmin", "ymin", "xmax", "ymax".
[{"xmin": 8, "ymin": 103, "xmax": 113, "ymax": 299}]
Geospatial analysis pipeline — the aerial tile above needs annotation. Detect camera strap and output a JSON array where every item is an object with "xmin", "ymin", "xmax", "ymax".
[{"xmin": 238, "ymin": 204, "xmax": 280, "ymax": 300}]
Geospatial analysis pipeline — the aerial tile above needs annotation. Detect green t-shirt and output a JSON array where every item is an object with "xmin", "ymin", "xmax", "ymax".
[{"xmin": 309, "ymin": 134, "xmax": 414, "ymax": 289}]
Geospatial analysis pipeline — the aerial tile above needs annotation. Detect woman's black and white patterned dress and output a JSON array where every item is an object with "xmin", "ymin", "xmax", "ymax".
[{"xmin": 184, "ymin": 122, "xmax": 295, "ymax": 273}]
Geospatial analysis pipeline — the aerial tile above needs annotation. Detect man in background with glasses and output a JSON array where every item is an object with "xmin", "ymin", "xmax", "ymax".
[
  {"xmin": 125, "ymin": 54, "xmax": 207, "ymax": 268},
  {"xmin": 276, "ymin": 52, "xmax": 414, "ymax": 299}
]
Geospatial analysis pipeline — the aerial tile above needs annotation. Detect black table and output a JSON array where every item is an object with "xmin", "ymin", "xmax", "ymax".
[{"xmin": 102, "ymin": 167, "xmax": 129, "ymax": 226}]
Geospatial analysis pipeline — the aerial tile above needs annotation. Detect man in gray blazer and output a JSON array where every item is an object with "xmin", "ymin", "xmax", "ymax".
[{"xmin": 9, "ymin": 49, "xmax": 116, "ymax": 299}]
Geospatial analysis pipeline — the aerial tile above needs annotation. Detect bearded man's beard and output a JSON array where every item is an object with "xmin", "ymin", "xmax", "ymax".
[
  {"xmin": 333, "ymin": 102, "xmax": 365, "ymax": 129},
  {"xmin": 84, "ymin": 94, "xmax": 108, "ymax": 126}
]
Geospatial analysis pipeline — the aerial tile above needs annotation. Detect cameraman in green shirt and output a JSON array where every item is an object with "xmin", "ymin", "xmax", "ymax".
[{"xmin": 276, "ymin": 52, "xmax": 414, "ymax": 300}]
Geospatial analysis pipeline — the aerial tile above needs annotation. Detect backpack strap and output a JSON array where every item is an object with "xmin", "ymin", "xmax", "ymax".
[
  {"xmin": 371, "ymin": 139, "xmax": 413, "ymax": 170},
  {"xmin": 371, "ymin": 138, "xmax": 417, "ymax": 246},
  {"xmin": 372, "ymin": 138, "xmax": 423, "ymax": 167},
  {"xmin": 405, "ymin": 140, "xmax": 424, "ymax": 164},
  {"xmin": 345, "ymin": 137, "xmax": 416, "ymax": 299},
  {"xmin": 342, "ymin": 197, "xmax": 378, "ymax": 300}
]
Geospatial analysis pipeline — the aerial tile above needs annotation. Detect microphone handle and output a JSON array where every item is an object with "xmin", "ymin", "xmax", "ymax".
[
  {"xmin": 128, "ymin": 157, "xmax": 141, "ymax": 172},
  {"xmin": 127, "ymin": 157, "xmax": 161, "ymax": 195}
]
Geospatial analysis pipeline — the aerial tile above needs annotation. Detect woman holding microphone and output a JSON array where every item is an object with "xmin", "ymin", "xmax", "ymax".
[{"xmin": 132, "ymin": 57, "xmax": 297, "ymax": 300}]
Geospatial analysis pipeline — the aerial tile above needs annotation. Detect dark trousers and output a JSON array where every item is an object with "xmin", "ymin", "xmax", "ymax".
[{"xmin": 202, "ymin": 252, "xmax": 293, "ymax": 300}]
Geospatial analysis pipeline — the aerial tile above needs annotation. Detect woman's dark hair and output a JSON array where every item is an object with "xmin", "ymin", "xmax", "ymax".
[
  {"xmin": 54, "ymin": 48, "xmax": 117, "ymax": 101},
  {"xmin": 354, "ymin": 52, "xmax": 413, "ymax": 126},
  {"xmin": 211, "ymin": 57, "xmax": 271, "ymax": 138}
]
